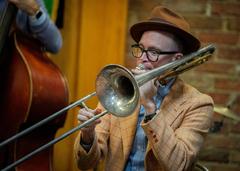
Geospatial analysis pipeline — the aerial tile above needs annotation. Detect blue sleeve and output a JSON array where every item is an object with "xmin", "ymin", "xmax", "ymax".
[{"xmin": 15, "ymin": 0, "xmax": 62, "ymax": 53}]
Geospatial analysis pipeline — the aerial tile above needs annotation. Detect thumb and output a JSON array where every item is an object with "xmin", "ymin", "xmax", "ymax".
[{"xmin": 94, "ymin": 108, "xmax": 102, "ymax": 115}]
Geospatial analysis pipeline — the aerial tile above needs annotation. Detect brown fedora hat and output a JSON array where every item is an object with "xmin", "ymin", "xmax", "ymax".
[{"xmin": 130, "ymin": 6, "xmax": 200, "ymax": 54}]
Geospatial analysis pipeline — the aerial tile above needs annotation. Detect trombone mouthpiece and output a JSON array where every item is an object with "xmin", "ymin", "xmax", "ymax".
[{"xmin": 136, "ymin": 63, "xmax": 145, "ymax": 70}]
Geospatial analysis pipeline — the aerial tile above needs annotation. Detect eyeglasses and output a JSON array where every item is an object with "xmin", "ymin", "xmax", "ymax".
[{"xmin": 131, "ymin": 44, "xmax": 179, "ymax": 62}]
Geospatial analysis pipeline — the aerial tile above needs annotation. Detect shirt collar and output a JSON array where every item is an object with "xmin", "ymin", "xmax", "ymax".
[{"xmin": 157, "ymin": 77, "xmax": 176, "ymax": 97}]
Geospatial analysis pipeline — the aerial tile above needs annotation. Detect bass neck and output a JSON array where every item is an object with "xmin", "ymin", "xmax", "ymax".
[{"xmin": 0, "ymin": 2, "xmax": 17, "ymax": 58}]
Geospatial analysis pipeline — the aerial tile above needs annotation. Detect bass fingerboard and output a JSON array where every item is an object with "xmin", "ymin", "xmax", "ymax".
[{"xmin": 0, "ymin": 2, "xmax": 17, "ymax": 58}]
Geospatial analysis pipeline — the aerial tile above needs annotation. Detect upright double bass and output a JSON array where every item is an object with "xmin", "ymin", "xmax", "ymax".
[{"xmin": 0, "ymin": 2, "xmax": 69, "ymax": 171}]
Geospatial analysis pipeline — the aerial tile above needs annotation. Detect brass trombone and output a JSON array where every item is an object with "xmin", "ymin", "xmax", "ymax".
[{"xmin": 0, "ymin": 44, "xmax": 216, "ymax": 171}]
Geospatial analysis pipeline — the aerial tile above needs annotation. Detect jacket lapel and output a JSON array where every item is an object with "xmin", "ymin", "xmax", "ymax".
[
  {"xmin": 159, "ymin": 78, "xmax": 187, "ymax": 126},
  {"xmin": 145, "ymin": 78, "xmax": 187, "ymax": 153},
  {"xmin": 119, "ymin": 105, "xmax": 139, "ymax": 160}
]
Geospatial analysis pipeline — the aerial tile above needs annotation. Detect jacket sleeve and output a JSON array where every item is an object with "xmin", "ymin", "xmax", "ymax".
[
  {"xmin": 74, "ymin": 106, "xmax": 111, "ymax": 170},
  {"xmin": 15, "ymin": 0, "xmax": 62, "ymax": 53},
  {"xmin": 141, "ymin": 94, "xmax": 213, "ymax": 171}
]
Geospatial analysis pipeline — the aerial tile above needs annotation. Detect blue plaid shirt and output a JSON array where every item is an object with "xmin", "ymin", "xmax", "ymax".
[{"xmin": 125, "ymin": 79, "xmax": 175, "ymax": 171}]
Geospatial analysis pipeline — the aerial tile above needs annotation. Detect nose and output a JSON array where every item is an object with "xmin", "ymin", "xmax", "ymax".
[{"xmin": 140, "ymin": 51, "xmax": 149, "ymax": 62}]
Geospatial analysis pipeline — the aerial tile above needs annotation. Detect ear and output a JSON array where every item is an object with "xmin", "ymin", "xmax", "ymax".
[{"xmin": 171, "ymin": 53, "xmax": 183, "ymax": 61}]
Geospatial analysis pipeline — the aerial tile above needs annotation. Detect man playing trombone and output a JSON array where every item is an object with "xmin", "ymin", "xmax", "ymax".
[{"xmin": 74, "ymin": 5, "xmax": 213, "ymax": 171}]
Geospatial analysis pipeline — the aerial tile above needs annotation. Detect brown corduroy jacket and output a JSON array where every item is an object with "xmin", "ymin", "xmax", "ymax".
[{"xmin": 74, "ymin": 78, "xmax": 213, "ymax": 171}]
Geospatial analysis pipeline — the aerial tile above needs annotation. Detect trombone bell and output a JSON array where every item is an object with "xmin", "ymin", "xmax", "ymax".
[{"xmin": 96, "ymin": 64, "xmax": 140, "ymax": 117}]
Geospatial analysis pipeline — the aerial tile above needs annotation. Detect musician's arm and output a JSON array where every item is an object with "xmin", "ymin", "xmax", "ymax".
[
  {"xmin": 15, "ymin": 0, "xmax": 62, "ymax": 53},
  {"xmin": 142, "ymin": 95, "xmax": 213, "ymax": 171}
]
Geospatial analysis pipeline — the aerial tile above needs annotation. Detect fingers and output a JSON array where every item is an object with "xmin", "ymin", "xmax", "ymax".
[
  {"xmin": 132, "ymin": 65, "xmax": 146, "ymax": 76},
  {"xmin": 136, "ymin": 63, "xmax": 145, "ymax": 70},
  {"xmin": 77, "ymin": 108, "xmax": 94, "ymax": 122},
  {"xmin": 95, "ymin": 108, "xmax": 102, "ymax": 115},
  {"xmin": 77, "ymin": 108, "xmax": 102, "ymax": 128},
  {"xmin": 139, "ymin": 79, "xmax": 158, "ymax": 105},
  {"xmin": 8, "ymin": 0, "xmax": 39, "ymax": 15},
  {"xmin": 77, "ymin": 113, "xmax": 90, "ymax": 122},
  {"xmin": 131, "ymin": 68, "xmax": 146, "ymax": 75}
]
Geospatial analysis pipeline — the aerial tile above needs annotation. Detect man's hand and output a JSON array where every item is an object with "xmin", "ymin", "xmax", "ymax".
[
  {"xmin": 77, "ymin": 108, "xmax": 102, "ymax": 144},
  {"xmin": 9, "ymin": 0, "xmax": 39, "ymax": 15},
  {"xmin": 132, "ymin": 65, "xmax": 157, "ymax": 113}
]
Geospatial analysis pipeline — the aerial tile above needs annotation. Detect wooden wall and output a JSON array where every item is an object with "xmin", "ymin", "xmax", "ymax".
[{"xmin": 50, "ymin": 0, "xmax": 128, "ymax": 170}]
